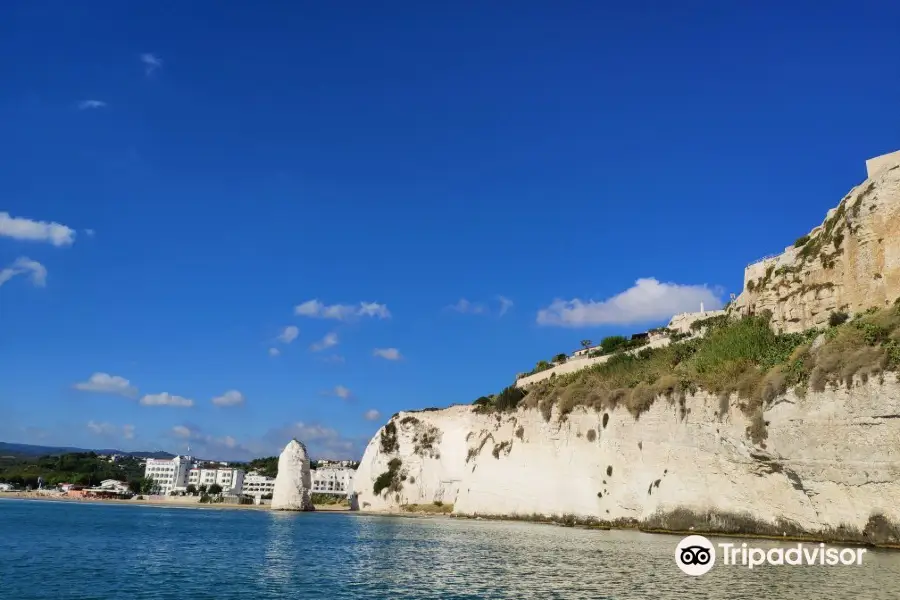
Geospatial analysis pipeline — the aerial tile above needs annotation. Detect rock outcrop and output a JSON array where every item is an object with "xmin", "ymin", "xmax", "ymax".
[
  {"xmin": 271, "ymin": 439, "xmax": 313, "ymax": 511},
  {"xmin": 731, "ymin": 163, "xmax": 900, "ymax": 333},
  {"xmin": 354, "ymin": 377, "xmax": 900, "ymax": 536}
]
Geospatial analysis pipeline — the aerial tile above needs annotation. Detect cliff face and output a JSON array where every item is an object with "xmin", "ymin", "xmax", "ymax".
[
  {"xmin": 354, "ymin": 375, "xmax": 900, "ymax": 534},
  {"xmin": 731, "ymin": 165, "xmax": 900, "ymax": 333}
]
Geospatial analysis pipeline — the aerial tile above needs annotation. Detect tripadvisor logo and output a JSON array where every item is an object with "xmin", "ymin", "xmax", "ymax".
[{"xmin": 675, "ymin": 535, "xmax": 867, "ymax": 576}]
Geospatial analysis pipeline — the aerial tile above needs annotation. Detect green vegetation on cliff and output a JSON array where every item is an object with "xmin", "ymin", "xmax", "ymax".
[{"xmin": 476, "ymin": 303, "xmax": 900, "ymax": 443}]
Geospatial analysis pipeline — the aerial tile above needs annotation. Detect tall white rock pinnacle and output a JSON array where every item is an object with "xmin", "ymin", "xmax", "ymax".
[{"xmin": 271, "ymin": 439, "xmax": 314, "ymax": 511}]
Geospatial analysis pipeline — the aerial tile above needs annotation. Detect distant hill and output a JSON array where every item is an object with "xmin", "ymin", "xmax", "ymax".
[{"xmin": 0, "ymin": 442, "xmax": 175, "ymax": 459}]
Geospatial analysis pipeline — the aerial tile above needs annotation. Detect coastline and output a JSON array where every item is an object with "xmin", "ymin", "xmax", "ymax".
[
  {"xmin": 6, "ymin": 493, "xmax": 898, "ymax": 548},
  {"xmin": 0, "ymin": 493, "xmax": 351, "ymax": 513}
]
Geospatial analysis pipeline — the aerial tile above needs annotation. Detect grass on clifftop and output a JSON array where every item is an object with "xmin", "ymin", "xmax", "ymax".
[{"xmin": 477, "ymin": 303, "xmax": 900, "ymax": 443}]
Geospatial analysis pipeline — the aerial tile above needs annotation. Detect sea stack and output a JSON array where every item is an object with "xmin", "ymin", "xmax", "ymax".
[{"xmin": 271, "ymin": 439, "xmax": 314, "ymax": 511}]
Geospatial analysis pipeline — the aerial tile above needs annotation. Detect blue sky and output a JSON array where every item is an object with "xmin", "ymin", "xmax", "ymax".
[{"xmin": 2, "ymin": 1, "xmax": 898, "ymax": 460}]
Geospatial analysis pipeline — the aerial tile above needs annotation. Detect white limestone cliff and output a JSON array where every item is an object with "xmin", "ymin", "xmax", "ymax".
[
  {"xmin": 354, "ymin": 376, "xmax": 900, "ymax": 536},
  {"xmin": 732, "ymin": 163, "xmax": 900, "ymax": 333},
  {"xmin": 271, "ymin": 439, "xmax": 313, "ymax": 511}
]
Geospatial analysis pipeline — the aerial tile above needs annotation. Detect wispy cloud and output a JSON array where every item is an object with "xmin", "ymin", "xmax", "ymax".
[
  {"xmin": 87, "ymin": 421, "xmax": 135, "ymax": 440},
  {"xmin": 0, "ymin": 212, "xmax": 76, "ymax": 246},
  {"xmin": 73, "ymin": 373, "xmax": 137, "ymax": 397},
  {"xmin": 364, "ymin": 409, "xmax": 381, "ymax": 421},
  {"xmin": 333, "ymin": 385, "xmax": 352, "ymax": 400},
  {"xmin": 263, "ymin": 421, "xmax": 365, "ymax": 459},
  {"xmin": 373, "ymin": 347, "xmax": 402, "ymax": 361},
  {"xmin": 277, "ymin": 325, "xmax": 299, "ymax": 344},
  {"xmin": 311, "ymin": 332, "xmax": 338, "ymax": 352},
  {"xmin": 268, "ymin": 347, "xmax": 281, "ymax": 357},
  {"xmin": 140, "ymin": 53, "xmax": 162, "ymax": 76},
  {"xmin": 139, "ymin": 392, "xmax": 194, "ymax": 407},
  {"xmin": 447, "ymin": 296, "xmax": 514, "ymax": 317},
  {"xmin": 536, "ymin": 278, "xmax": 724, "ymax": 327},
  {"xmin": 449, "ymin": 298, "xmax": 487, "ymax": 314},
  {"xmin": 0, "ymin": 257, "xmax": 47, "ymax": 289},
  {"xmin": 77, "ymin": 99, "xmax": 107, "ymax": 110},
  {"xmin": 321, "ymin": 354, "xmax": 345, "ymax": 364},
  {"xmin": 211, "ymin": 390, "xmax": 245, "ymax": 408},
  {"xmin": 169, "ymin": 425, "xmax": 251, "ymax": 460},
  {"xmin": 295, "ymin": 299, "xmax": 391, "ymax": 321}
]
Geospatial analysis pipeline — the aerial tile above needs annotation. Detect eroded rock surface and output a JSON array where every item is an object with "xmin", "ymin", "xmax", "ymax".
[
  {"xmin": 271, "ymin": 439, "xmax": 313, "ymax": 511},
  {"xmin": 354, "ymin": 376, "xmax": 900, "ymax": 536},
  {"xmin": 732, "ymin": 165, "xmax": 900, "ymax": 333}
]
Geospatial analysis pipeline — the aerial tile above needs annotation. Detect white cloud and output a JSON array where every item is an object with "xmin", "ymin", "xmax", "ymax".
[
  {"xmin": 140, "ymin": 53, "xmax": 162, "ymax": 75},
  {"xmin": 268, "ymin": 347, "xmax": 281, "ymax": 357},
  {"xmin": 84, "ymin": 229, "xmax": 96, "ymax": 237},
  {"xmin": 77, "ymin": 100, "xmax": 107, "ymax": 110},
  {"xmin": 310, "ymin": 332, "xmax": 338, "ymax": 352},
  {"xmin": 448, "ymin": 296, "xmax": 514, "ymax": 316},
  {"xmin": 322, "ymin": 354, "xmax": 345, "ymax": 364},
  {"xmin": 333, "ymin": 385, "xmax": 352, "ymax": 400},
  {"xmin": 277, "ymin": 325, "xmax": 299, "ymax": 344},
  {"xmin": 87, "ymin": 421, "xmax": 135, "ymax": 439},
  {"xmin": 266, "ymin": 421, "xmax": 362, "ymax": 458},
  {"xmin": 73, "ymin": 373, "xmax": 137, "ymax": 397},
  {"xmin": 373, "ymin": 347, "xmax": 402, "ymax": 361},
  {"xmin": 449, "ymin": 298, "xmax": 487, "ymax": 314},
  {"xmin": 0, "ymin": 257, "xmax": 47, "ymax": 288},
  {"xmin": 139, "ymin": 392, "xmax": 194, "ymax": 407},
  {"xmin": 211, "ymin": 390, "xmax": 245, "ymax": 407},
  {"xmin": 358, "ymin": 302, "xmax": 391, "ymax": 319},
  {"xmin": 294, "ymin": 299, "xmax": 391, "ymax": 321},
  {"xmin": 536, "ymin": 278, "xmax": 724, "ymax": 327},
  {"xmin": 0, "ymin": 212, "xmax": 76, "ymax": 246},
  {"xmin": 169, "ymin": 425, "xmax": 249, "ymax": 459},
  {"xmin": 364, "ymin": 409, "xmax": 381, "ymax": 421}
]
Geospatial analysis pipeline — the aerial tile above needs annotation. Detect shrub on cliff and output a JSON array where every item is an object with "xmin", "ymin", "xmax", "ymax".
[
  {"xmin": 493, "ymin": 386, "xmax": 526, "ymax": 412},
  {"xmin": 599, "ymin": 336, "xmax": 628, "ymax": 354},
  {"xmin": 829, "ymin": 311, "xmax": 849, "ymax": 327},
  {"xmin": 380, "ymin": 421, "xmax": 399, "ymax": 454},
  {"xmin": 373, "ymin": 458, "xmax": 403, "ymax": 496}
]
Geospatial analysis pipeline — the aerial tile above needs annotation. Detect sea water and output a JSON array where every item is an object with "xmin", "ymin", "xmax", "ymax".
[{"xmin": 3, "ymin": 499, "xmax": 900, "ymax": 599}]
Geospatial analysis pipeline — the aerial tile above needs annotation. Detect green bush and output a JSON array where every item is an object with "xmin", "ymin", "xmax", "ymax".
[
  {"xmin": 829, "ymin": 311, "xmax": 849, "ymax": 327},
  {"xmin": 794, "ymin": 234, "xmax": 810, "ymax": 248},
  {"xmin": 600, "ymin": 336, "xmax": 628, "ymax": 354},
  {"xmin": 494, "ymin": 386, "xmax": 526, "ymax": 412},
  {"xmin": 380, "ymin": 421, "xmax": 399, "ymax": 454},
  {"xmin": 373, "ymin": 458, "xmax": 403, "ymax": 496}
]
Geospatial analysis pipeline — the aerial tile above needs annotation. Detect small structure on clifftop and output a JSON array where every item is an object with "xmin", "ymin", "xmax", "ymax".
[{"xmin": 271, "ymin": 439, "xmax": 314, "ymax": 511}]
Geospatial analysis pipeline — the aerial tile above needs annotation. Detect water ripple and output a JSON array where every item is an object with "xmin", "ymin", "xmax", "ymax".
[{"xmin": 2, "ymin": 500, "xmax": 900, "ymax": 600}]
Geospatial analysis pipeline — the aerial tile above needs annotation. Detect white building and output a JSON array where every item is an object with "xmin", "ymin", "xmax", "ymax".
[
  {"xmin": 242, "ymin": 472, "xmax": 276, "ymax": 498},
  {"xmin": 98, "ymin": 479, "xmax": 131, "ymax": 494},
  {"xmin": 144, "ymin": 456, "xmax": 194, "ymax": 495},
  {"xmin": 0, "ymin": 483, "xmax": 14, "ymax": 492},
  {"xmin": 311, "ymin": 466, "xmax": 355, "ymax": 495},
  {"xmin": 187, "ymin": 467, "xmax": 245, "ymax": 494}
]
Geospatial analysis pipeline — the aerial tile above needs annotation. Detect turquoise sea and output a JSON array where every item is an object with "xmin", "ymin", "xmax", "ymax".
[{"xmin": 3, "ymin": 499, "xmax": 900, "ymax": 599}]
